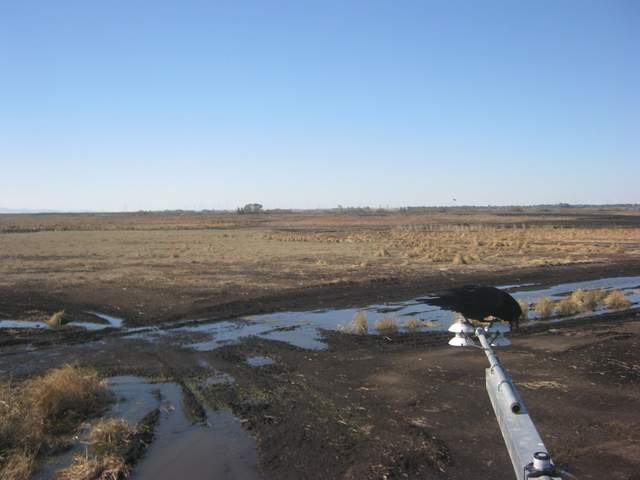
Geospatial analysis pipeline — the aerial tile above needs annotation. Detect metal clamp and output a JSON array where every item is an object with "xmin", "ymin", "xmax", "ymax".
[{"xmin": 525, "ymin": 452, "xmax": 559, "ymax": 478}]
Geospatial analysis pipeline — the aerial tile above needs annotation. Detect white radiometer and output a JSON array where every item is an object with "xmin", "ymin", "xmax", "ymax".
[
  {"xmin": 448, "ymin": 331, "xmax": 477, "ymax": 347},
  {"xmin": 447, "ymin": 317, "xmax": 511, "ymax": 347},
  {"xmin": 447, "ymin": 317, "xmax": 477, "ymax": 346}
]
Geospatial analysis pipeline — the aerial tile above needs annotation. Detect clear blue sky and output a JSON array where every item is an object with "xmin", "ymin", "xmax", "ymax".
[{"xmin": 1, "ymin": 0, "xmax": 638, "ymax": 211}]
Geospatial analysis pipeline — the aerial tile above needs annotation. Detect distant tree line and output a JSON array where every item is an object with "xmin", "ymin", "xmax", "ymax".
[{"xmin": 237, "ymin": 203, "xmax": 263, "ymax": 214}]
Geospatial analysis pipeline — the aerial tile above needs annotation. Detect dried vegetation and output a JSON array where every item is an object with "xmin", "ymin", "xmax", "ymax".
[
  {"xmin": 603, "ymin": 290, "xmax": 632, "ymax": 310},
  {"xmin": 264, "ymin": 223, "xmax": 640, "ymax": 271},
  {"xmin": 0, "ymin": 366, "xmax": 110, "ymax": 480},
  {"xmin": 403, "ymin": 318, "xmax": 424, "ymax": 332},
  {"xmin": 374, "ymin": 317, "xmax": 398, "ymax": 334},
  {"xmin": 531, "ymin": 288, "xmax": 633, "ymax": 321},
  {"xmin": 337, "ymin": 311, "xmax": 369, "ymax": 335},
  {"xmin": 534, "ymin": 297, "xmax": 554, "ymax": 319}
]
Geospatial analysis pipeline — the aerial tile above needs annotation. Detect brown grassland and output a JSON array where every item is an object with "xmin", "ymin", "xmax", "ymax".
[{"xmin": 1, "ymin": 207, "xmax": 639, "ymax": 325}]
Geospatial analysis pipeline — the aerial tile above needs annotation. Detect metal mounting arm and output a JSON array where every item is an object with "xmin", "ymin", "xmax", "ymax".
[{"xmin": 475, "ymin": 327, "xmax": 562, "ymax": 480}]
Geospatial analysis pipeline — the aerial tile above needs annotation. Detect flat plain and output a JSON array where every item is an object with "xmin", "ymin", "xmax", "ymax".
[
  {"xmin": 1, "ymin": 207, "xmax": 639, "ymax": 324},
  {"xmin": 1, "ymin": 207, "xmax": 639, "ymax": 480}
]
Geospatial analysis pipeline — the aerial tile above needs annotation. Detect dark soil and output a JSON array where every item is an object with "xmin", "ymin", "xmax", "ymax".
[{"xmin": 2, "ymin": 306, "xmax": 638, "ymax": 479}]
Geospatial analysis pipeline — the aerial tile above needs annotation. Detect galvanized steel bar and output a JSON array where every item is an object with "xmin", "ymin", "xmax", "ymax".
[{"xmin": 475, "ymin": 328, "xmax": 562, "ymax": 480}]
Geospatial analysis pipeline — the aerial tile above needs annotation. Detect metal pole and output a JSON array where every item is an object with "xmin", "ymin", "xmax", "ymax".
[{"xmin": 476, "ymin": 328, "xmax": 562, "ymax": 480}]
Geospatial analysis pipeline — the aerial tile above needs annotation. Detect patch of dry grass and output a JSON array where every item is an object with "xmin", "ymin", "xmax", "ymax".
[
  {"xmin": 555, "ymin": 298, "xmax": 581, "ymax": 316},
  {"xmin": 58, "ymin": 410, "xmax": 159, "ymax": 480},
  {"xmin": 22, "ymin": 365, "xmax": 110, "ymax": 435},
  {"xmin": 403, "ymin": 318, "xmax": 423, "ymax": 332},
  {"xmin": 603, "ymin": 290, "xmax": 632, "ymax": 310},
  {"xmin": 89, "ymin": 419, "xmax": 137, "ymax": 459},
  {"xmin": 374, "ymin": 317, "xmax": 398, "ymax": 334},
  {"xmin": 56, "ymin": 453, "xmax": 129, "ymax": 480},
  {"xmin": 534, "ymin": 297, "xmax": 554, "ymax": 319},
  {"xmin": 45, "ymin": 310, "xmax": 66, "ymax": 328},
  {"xmin": 0, "ymin": 382, "xmax": 41, "ymax": 454},
  {"xmin": 337, "ymin": 311, "xmax": 368, "ymax": 335},
  {"xmin": 0, "ymin": 366, "xmax": 110, "ymax": 479},
  {"xmin": 570, "ymin": 289, "xmax": 607, "ymax": 312},
  {"xmin": 451, "ymin": 253, "xmax": 467, "ymax": 265},
  {"xmin": 0, "ymin": 450, "xmax": 35, "ymax": 480}
]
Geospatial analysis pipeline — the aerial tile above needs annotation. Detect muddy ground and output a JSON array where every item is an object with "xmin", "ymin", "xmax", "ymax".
[
  {"xmin": 1, "ymin": 210, "xmax": 639, "ymax": 479},
  {"xmin": 1, "ymin": 305, "xmax": 638, "ymax": 479}
]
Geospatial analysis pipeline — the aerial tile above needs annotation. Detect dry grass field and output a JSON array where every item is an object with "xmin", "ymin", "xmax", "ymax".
[{"xmin": 1, "ymin": 208, "xmax": 639, "ymax": 324}]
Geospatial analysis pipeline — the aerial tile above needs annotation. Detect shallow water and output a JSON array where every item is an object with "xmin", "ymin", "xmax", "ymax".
[
  {"xmin": 0, "ymin": 311, "xmax": 125, "ymax": 331},
  {"xmin": 31, "ymin": 376, "xmax": 260, "ymax": 479},
  {"xmin": 110, "ymin": 376, "xmax": 260, "ymax": 480},
  {"xmin": 87, "ymin": 311, "xmax": 124, "ymax": 328},
  {"xmin": 246, "ymin": 356, "xmax": 274, "ymax": 367},
  {"xmin": 129, "ymin": 275, "xmax": 640, "ymax": 352},
  {"xmin": 494, "ymin": 282, "xmax": 540, "ymax": 290}
]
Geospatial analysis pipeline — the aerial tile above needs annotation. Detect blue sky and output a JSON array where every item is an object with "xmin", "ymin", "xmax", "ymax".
[{"xmin": 1, "ymin": 0, "xmax": 638, "ymax": 211}]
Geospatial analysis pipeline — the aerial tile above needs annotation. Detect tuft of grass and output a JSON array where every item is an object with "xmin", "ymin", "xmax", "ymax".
[
  {"xmin": 555, "ymin": 298, "xmax": 580, "ymax": 317},
  {"xmin": 603, "ymin": 290, "xmax": 632, "ymax": 310},
  {"xmin": 352, "ymin": 311, "xmax": 368, "ymax": 334},
  {"xmin": 534, "ymin": 297, "xmax": 554, "ymax": 320},
  {"xmin": 45, "ymin": 310, "xmax": 66, "ymax": 328},
  {"xmin": 90, "ymin": 419, "xmax": 137, "ymax": 459},
  {"xmin": 451, "ymin": 253, "xmax": 467, "ymax": 265},
  {"xmin": 22, "ymin": 365, "xmax": 110, "ymax": 435},
  {"xmin": 337, "ymin": 311, "xmax": 368, "ymax": 335},
  {"xmin": 517, "ymin": 300, "xmax": 529, "ymax": 321},
  {"xmin": 570, "ymin": 289, "xmax": 606, "ymax": 312},
  {"xmin": 56, "ymin": 453, "xmax": 129, "ymax": 480},
  {"xmin": 374, "ymin": 317, "xmax": 398, "ymax": 334},
  {"xmin": 403, "ymin": 318, "xmax": 423, "ymax": 332}
]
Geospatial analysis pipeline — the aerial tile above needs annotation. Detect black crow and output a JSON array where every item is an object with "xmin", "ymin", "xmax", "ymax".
[{"xmin": 427, "ymin": 285, "xmax": 522, "ymax": 330}]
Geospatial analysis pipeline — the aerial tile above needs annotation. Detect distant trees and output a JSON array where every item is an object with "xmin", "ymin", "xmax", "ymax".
[{"xmin": 237, "ymin": 203, "xmax": 263, "ymax": 214}]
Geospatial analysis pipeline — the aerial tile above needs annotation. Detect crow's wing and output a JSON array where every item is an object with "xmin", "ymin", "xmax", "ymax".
[{"xmin": 428, "ymin": 285, "xmax": 508, "ymax": 319}]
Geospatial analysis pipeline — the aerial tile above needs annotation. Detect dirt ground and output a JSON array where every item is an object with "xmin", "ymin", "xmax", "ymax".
[
  {"xmin": 1, "ymin": 307, "xmax": 638, "ymax": 479},
  {"xmin": 1, "ymin": 209, "xmax": 639, "ymax": 479}
]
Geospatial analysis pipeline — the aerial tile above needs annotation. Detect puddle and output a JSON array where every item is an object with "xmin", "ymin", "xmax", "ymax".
[
  {"xmin": 495, "ymin": 282, "xmax": 540, "ymax": 290},
  {"xmin": 86, "ymin": 311, "xmax": 124, "ymax": 328},
  {"xmin": 33, "ymin": 376, "xmax": 259, "ymax": 479},
  {"xmin": 129, "ymin": 275, "xmax": 640, "ymax": 352},
  {"xmin": 0, "ymin": 311, "xmax": 124, "ymax": 332},
  {"xmin": 0, "ymin": 320, "xmax": 50, "ymax": 329},
  {"xmin": 246, "ymin": 356, "xmax": 274, "ymax": 367},
  {"xmin": 112, "ymin": 377, "xmax": 260, "ymax": 480}
]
